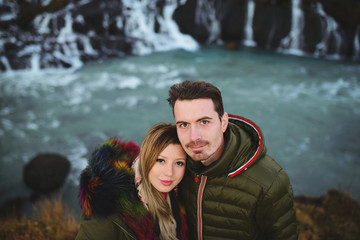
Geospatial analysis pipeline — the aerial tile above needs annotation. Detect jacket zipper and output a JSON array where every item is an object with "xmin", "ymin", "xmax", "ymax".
[{"xmin": 197, "ymin": 175, "xmax": 207, "ymax": 240}]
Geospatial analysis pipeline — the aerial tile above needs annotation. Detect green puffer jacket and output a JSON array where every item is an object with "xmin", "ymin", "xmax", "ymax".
[
  {"xmin": 76, "ymin": 214, "xmax": 137, "ymax": 240},
  {"xmin": 179, "ymin": 114, "xmax": 298, "ymax": 240}
]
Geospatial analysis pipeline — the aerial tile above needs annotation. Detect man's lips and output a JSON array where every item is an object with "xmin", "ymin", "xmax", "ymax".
[
  {"xmin": 189, "ymin": 145, "xmax": 205, "ymax": 151},
  {"xmin": 186, "ymin": 141, "xmax": 208, "ymax": 151},
  {"xmin": 160, "ymin": 180, "xmax": 173, "ymax": 186}
]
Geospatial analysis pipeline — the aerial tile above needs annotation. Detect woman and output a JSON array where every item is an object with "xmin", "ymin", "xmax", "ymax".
[{"xmin": 76, "ymin": 123, "xmax": 188, "ymax": 240}]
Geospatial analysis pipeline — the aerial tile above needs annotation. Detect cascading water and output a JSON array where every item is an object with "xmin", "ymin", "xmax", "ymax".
[
  {"xmin": 243, "ymin": 0, "xmax": 256, "ymax": 47},
  {"xmin": 2, "ymin": 0, "xmax": 198, "ymax": 72},
  {"xmin": 354, "ymin": 26, "xmax": 360, "ymax": 61},
  {"xmin": 121, "ymin": 0, "xmax": 198, "ymax": 55},
  {"xmin": 56, "ymin": 13, "xmax": 84, "ymax": 69},
  {"xmin": 195, "ymin": 0, "xmax": 221, "ymax": 43},
  {"xmin": 278, "ymin": 0, "xmax": 304, "ymax": 55},
  {"xmin": 0, "ymin": 56, "xmax": 12, "ymax": 72},
  {"xmin": 1, "ymin": 0, "xmax": 359, "ymax": 73},
  {"xmin": 314, "ymin": 2, "xmax": 342, "ymax": 59}
]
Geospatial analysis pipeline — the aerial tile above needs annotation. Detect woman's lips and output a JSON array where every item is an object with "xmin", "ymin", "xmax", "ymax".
[{"xmin": 160, "ymin": 180, "xmax": 173, "ymax": 186}]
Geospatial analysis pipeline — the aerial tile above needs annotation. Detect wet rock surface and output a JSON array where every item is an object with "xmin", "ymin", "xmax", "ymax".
[{"xmin": 0, "ymin": 0, "xmax": 359, "ymax": 71}]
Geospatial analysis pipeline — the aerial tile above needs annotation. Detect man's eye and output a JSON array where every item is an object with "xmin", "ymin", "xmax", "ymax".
[
  {"xmin": 179, "ymin": 123, "xmax": 188, "ymax": 128},
  {"xmin": 201, "ymin": 120, "xmax": 209, "ymax": 125}
]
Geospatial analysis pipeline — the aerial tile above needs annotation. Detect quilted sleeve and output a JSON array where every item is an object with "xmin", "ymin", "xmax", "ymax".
[{"xmin": 256, "ymin": 168, "xmax": 298, "ymax": 240}]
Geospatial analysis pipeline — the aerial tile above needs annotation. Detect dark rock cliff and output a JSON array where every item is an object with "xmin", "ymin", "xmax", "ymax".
[{"xmin": 1, "ymin": 0, "xmax": 359, "ymax": 71}]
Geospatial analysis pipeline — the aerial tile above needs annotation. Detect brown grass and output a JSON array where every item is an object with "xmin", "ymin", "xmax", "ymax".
[
  {"xmin": 296, "ymin": 189, "xmax": 360, "ymax": 240},
  {"xmin": 0, "ymin": 189, "xmax": 359, "ymax": 239},
  {"xmin": 0, "ymin": 195, "xmax": 79, "ymax": 240}
]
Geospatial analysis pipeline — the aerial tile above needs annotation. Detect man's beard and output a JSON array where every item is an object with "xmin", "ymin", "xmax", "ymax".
[{"xmin": 185, "ymin": 140, "xmax": 209, "ymax": 161}]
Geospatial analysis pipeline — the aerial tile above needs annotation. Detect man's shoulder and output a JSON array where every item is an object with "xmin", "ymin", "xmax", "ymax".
[{"xmin": 243, "ymin": 155, "xmax": 288, "ymax": 188}]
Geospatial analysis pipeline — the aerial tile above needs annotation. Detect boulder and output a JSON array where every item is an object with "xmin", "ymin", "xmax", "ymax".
[{"xmin": 23, "ymin": 153, "xmax": 70, "ymax": 194}]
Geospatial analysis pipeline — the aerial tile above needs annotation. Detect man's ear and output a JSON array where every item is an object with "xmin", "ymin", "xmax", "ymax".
[{"xmin": 221, "ymin": 112, "xmax": 229, "ymax": 133}]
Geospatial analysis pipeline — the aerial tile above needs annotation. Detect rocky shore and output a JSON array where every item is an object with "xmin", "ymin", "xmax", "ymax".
[
  {"xmin": 1, "ymin": 188, "xmax": 359, "ymax": 240},
  {"xmin": 0, "ymin": 153, "xmax": 359, "ymax": 239}
]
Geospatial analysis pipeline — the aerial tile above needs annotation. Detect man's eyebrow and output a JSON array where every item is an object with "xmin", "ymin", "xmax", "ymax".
[
  {"xmin": 197, "ymin": 116, "xmax": 213, "ymax": 121},
  {"xmin": 176, "ymin": 116, "xmax": 213, "ymax": 125}
]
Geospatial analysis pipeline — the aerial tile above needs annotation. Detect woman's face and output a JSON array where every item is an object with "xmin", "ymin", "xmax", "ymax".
[{"xmin": 149, "ymin": 144, "xmax": 186, "ymax": 193}]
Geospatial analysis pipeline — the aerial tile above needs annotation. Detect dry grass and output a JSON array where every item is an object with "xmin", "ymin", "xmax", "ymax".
[
  {"xmin": 0, "ymin": 189, "xmax": 359, "ymax": 239},
  {"xmin": 0, "ymin": 195, "xmax": 79, "ymax": 240},
  {"xmin": 296, "ymin": 189, "xmax": 360, "ymax": 240}
]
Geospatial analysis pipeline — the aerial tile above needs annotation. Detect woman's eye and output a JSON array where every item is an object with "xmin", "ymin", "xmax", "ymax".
[
  {"xmin": 176, "ymin": 161, "xmax": 185, "ymax": 166},
  {"xmin": 156, "ymin": 159, "xmax": 165, "ymax": 163}
]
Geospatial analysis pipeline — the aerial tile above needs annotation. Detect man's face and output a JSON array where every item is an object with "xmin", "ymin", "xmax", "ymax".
[{"xmin": 174, "ymin": 98, "xmax": 228, "ymax": 166}]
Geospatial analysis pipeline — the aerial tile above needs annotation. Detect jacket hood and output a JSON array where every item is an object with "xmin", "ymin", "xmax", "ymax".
[
  {"xmin": 78, "ymin": 138, "xmax": 142, "ymax": 217},
  {"xmin": 226, "ymin": 114, "xmax": 266, "ymax": 177},
  {"xmin": 186, "ymin": 114, "xmax": 266, "ymax": 178}
]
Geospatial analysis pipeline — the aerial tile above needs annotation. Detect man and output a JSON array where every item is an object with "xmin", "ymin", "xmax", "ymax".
[{"xmin": 167, "ymin": 80, "xmax": 298, "ymax": 240}]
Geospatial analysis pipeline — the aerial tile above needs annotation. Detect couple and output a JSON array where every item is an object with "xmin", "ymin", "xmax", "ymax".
[{"xmin": 76, "ymin": 80, "xmax": 298, "ymax": 240}]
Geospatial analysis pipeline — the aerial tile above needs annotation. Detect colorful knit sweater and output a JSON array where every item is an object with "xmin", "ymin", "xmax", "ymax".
[{"xmin": 76, "ymin": 138, "xmax": 188, "ymax": 240}]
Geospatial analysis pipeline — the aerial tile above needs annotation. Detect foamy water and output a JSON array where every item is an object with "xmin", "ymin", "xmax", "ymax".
[{"xmin": 1, "ymin": 47, "xmax": 359, "ymax": 212}]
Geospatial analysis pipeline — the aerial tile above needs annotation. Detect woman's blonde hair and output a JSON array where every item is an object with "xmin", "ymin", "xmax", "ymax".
[{"xmin": 137, "ymin": 123, "xmax": 183, "ymax": 240}]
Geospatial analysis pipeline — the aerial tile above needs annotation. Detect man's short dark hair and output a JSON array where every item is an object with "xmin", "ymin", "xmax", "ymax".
[{"xmin": 167, "ymin": 80, "xmax": 224, "ymax": 119}]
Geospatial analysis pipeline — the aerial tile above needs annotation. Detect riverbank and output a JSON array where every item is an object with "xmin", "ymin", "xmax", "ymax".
[{"xmin": 1, "ymin": 189, "xmax": 359, "ymax": 240}]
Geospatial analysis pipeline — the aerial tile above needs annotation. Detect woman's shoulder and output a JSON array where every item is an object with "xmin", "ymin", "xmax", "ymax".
[{"xmin": 76, "ymin": 213, "xmax": 137, "ymax": 240}]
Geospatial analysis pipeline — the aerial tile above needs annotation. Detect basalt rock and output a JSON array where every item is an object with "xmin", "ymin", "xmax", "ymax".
[
  {"xmin": 173, "ymin": 0, "xmax": 210, "ymax": 44},
  {"xmin": 23, "ymin": 153, "xmax": 70, "ymax": 194},
  {"xmin": 0, "ymin": 0, "xmax": 359, "ymax": 71},
  {"xmin": 253, "ymin": 0, "xmax": 292, "ymax": 49}
]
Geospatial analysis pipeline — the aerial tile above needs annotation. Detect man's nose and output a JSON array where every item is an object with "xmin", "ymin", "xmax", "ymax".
[{"xmin": 190, "ymin": 125, "xmax": 201, "ymax": 142}]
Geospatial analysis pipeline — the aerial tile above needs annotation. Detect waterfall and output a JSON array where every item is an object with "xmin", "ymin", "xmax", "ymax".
[
  {"xmin": 56, "ymin": 13, "xmax": 83, "ymax": 69},
  {"xmin": 243, "ymin": 0, "xmax": 256, "ymax": 47},
  {"xmin": 7, "ymin": 0, "xmax": 197, "ymax": 71},
  {"xmin": 195, "ymin": 0, "xmax": 221, "ymax": 43},
  {"xmin": 314, "ymin": 2, "xmax": 341, "ymax": 59},
  {"xmin": 278, "ymin": 0, "xmax": 304, "ymax": 55},
  {"xmin": 0, "ymin": 56, "xmax": 12, "ymax": 72},
  {"xmin": 34, "ymin": 13, "xmax": 52, "ymax": 34},
  {"xmin": 31, "ymin": 53, "xmax": 40, "ymax": 72},
  {"xmin": 122, "ymin": 0, "xmax": 198, "ymax": 55},
  {"xmin": 354, "ymin": 26, "xmax": 360, "ymax": 61},
  {"xmin": 2, "ymin": 0, "xmax": 358, "ymax": 72}
]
